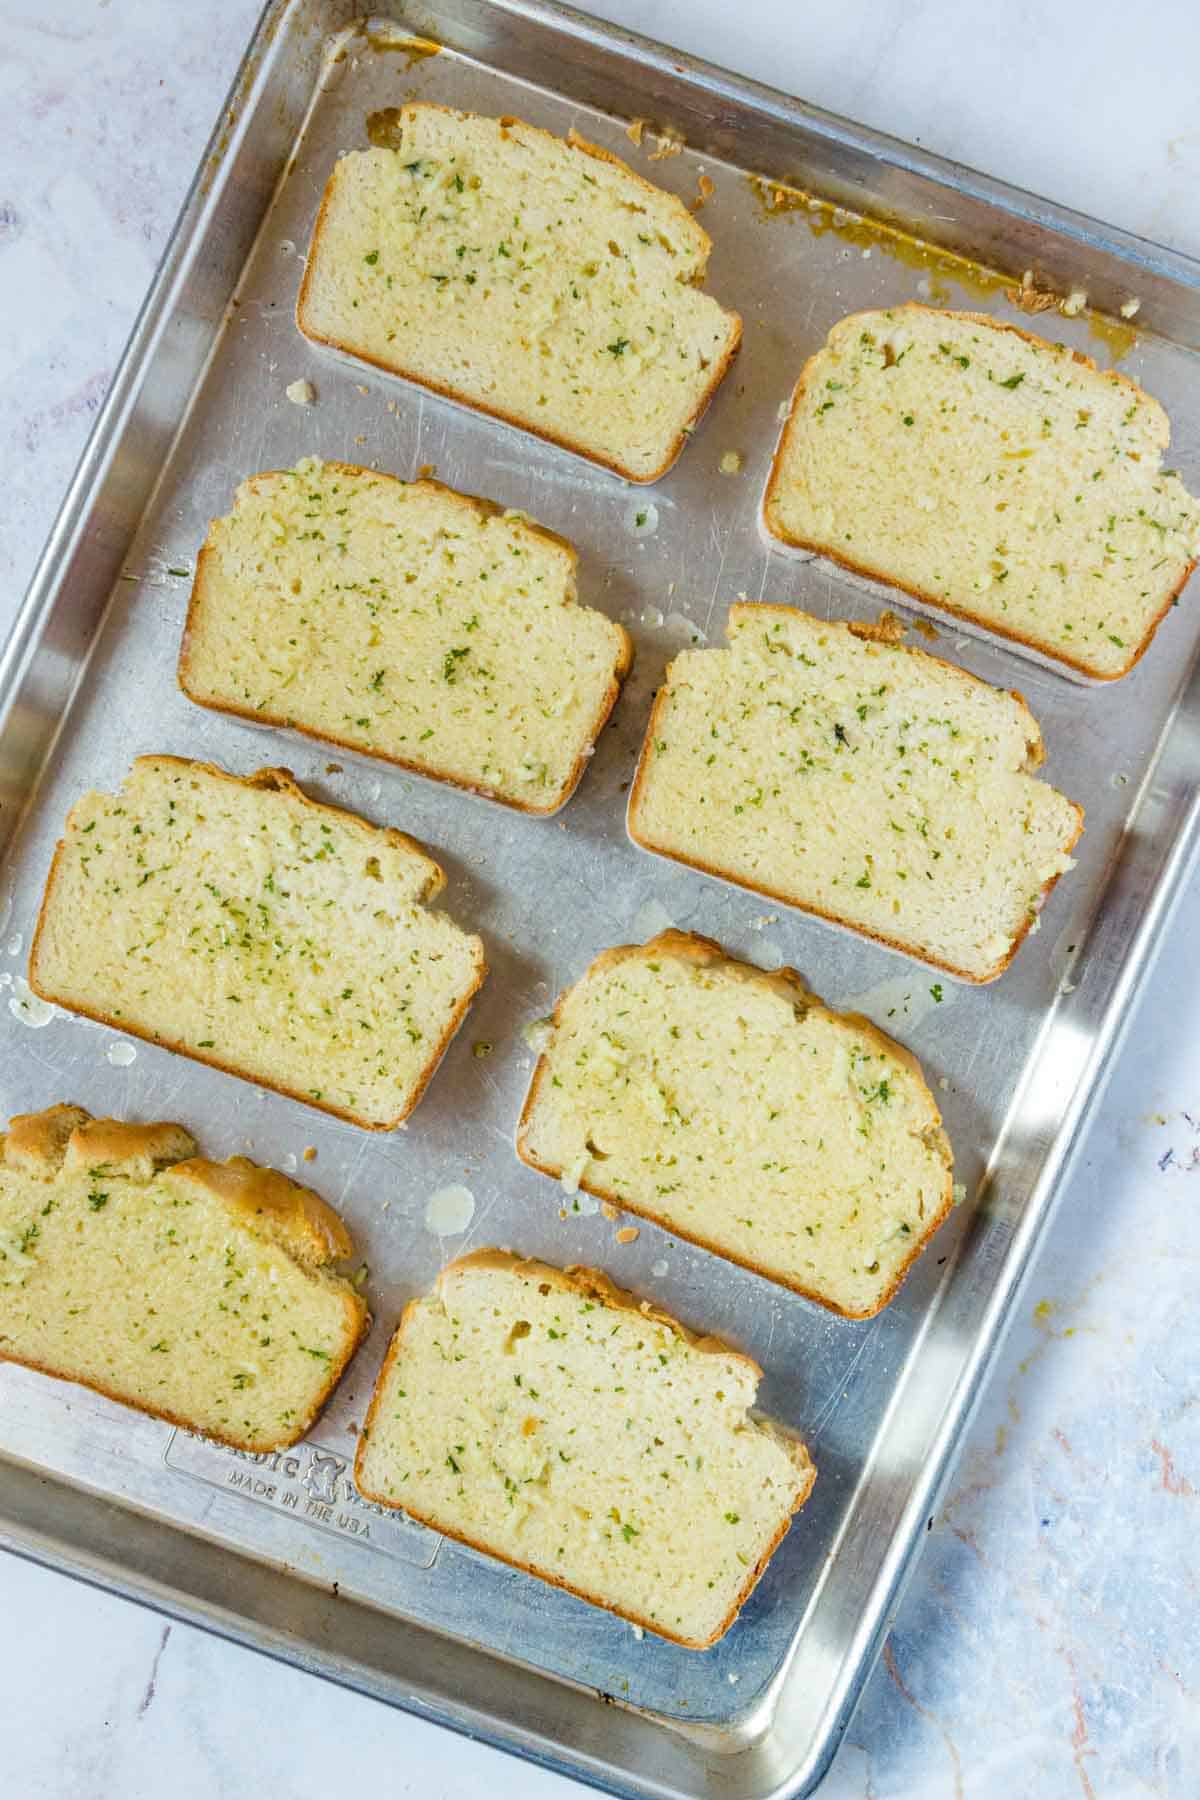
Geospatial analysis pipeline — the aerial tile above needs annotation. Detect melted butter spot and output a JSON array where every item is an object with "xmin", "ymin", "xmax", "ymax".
[
  {"xmin": 425, "ymin": 1184, "xmax": 475, "ymax": 1236},
  {"xmin": 8, "ymin": 978, "xmax": 56, "ymax": 1029}
]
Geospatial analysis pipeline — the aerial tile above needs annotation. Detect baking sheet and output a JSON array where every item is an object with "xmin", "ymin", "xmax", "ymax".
[{"xmin": 3, "ymin": 4, "xmax": 1200, "ymax": 1797}]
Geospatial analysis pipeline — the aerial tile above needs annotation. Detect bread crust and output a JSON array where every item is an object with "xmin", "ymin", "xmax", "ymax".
[
  {"xmin": 626, "ymin": 606, "xmax": 1084, "ymax": 985},
  {"xmin": 63, "ymin": 1117, "xmax": 199, "ymax": 1181},
  {"xmin": 761, "ymin": 303, "xmax": 1194, "ymax": 681},
  {"xmin": 295, "ymin": 108, "xmax": 742, "ymax": 486},
  {"xmin": 178, "ymin": 463, "xmax": 634, "ymax": 818},
  {"xmin": 355, "ymin": 1247, "xmax": 815, "ymax": 1649},
  {"xmin": 515, "ymin": 930, "xmax": 955, "ymax": 1319},
  {"xmin": 166, "ymin": 1157, "xmax": 355, "ymax": 1264},
  {"xmin": 0, "ymin": 1104, "xmax": 367, "ymax": 1450},
  {"xmin": 27, "ymin": 757, "xmax": 488, "ymax": 1131},
  {"xmin": 2, "ymin": 1103, "xmax": 95, "ymax": 1176}
]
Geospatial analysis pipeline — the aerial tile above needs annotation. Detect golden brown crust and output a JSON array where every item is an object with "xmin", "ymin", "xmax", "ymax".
[
  {"xmin": 1, "ymin": 1104, "xmax": 92, "ymax": 1177},
  {"xmin": 514, "ymin": 932, "xmax": 955, "ymax": 1319},
  {"xmin": 4, "ymin": 1111, "xmax": 199, "ymax": 1187},
  {"xmin": 354, "ymin": 1248, "xmax": 814, "ymax": 1649},
  {"xmin": 27, "ymin": 759, "xmax": 488, "ymax": 1130},
  {"xmin": 761, "ymin": 303, "xmax": 1189, "ymax": 681},
  {"xmin": 624, "ymin": 610, "xmax": 1084, "ymax": 985},
  {"xmin": 0, "ymin": 1104, "xmax": 368, "ymax": 1451},
  {"xmin": 2, "ymin": 1105, "xmax": 346, "ymax": 1253},
  {"xmin": 178, "ymin": 466, "xmax": 634, "ymax": 818},
  {"xmin": 164, "ymin": 1157, "xmax": 355, "ymax": 1264},
  {"xmin": 295, "ymin": 114, "xmax": 742, "ymax": 486},
  {"xmin": 62, "ymin": 1118, "xmax": 198, "ymax": 1180}
]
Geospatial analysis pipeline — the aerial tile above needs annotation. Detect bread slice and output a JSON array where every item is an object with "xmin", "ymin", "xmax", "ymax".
[
  {"xmin": 517, "ymin": 930, "xmax": 953, "ymax": 1317},
  {"xmin": 355, "ymin": 1250, "xmax": 814, "ymax": 1647},
  {"xmin": 179, "ymin": 459, "xmax": 632, "ymax": 814},
  {"xmin": 296, "ymin": 106, "xmax": 741, "ymax": 483},
  {"xmin": 762, "ymin": 305, "xmax": 1200, "ymax": 680},
  {"xmin": 28, "ymin": 757, "xmax": 486, "ymax": 1129},
  {"xmin": 0, "ymin": 1103, "xmax": 367, "ymax": 1449},
  {"xmin": 627, "ymin": 605, "xmax": 1082, "ymax": 983}
]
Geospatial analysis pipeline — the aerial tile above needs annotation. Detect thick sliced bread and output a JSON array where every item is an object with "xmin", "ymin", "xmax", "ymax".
[
  {"xmin": 627, "ymin": 605, "xmax": 1083, "ymax": 982},
  {"xmin": 0, "ymin": 1104, "xmax": 366, "ymax": 1449},
  {"xmin": 762, "ymin": 305, "xmax": 1200, "ymax": 679},
  {"xmin": 296, "ymin": 106, "xmax": 741, "ymax": 482},
  {"xmin": 517, "ymin": 930, "xmax": 953, "ymax": 1317},
  {"xmin": 179, "ymin": 459, "xmax": 631, "ymax": 814},
  {"xmin": 355, "ymin": 1250, "xmax": 814, "ymax": 1648},
  {"xmin": 28, "ymin": 757, "xmax": 486, "ymax": 1129}
]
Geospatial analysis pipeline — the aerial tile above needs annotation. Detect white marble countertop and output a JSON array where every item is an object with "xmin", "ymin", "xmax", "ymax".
[{"xmin": 2, "ymin": 2, "xmax": 1198, "ymax": 1795}]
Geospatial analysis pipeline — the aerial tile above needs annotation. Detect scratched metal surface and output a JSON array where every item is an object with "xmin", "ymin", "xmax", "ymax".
[{"xmin": 3, "ymin": 5, "xmax": 1200, "ymax": 1796}]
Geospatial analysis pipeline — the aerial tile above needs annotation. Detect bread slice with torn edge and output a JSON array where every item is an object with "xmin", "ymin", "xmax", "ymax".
[
  {"xmin": 355, "ymin": 1249, "xmax": 814, "ymax": 1648},
  {"xmin": 627, "ymin": 605, "xmax": 1083, "ymax": 983},
  {"xmin": 761, "ymin": 304, "xmax": 1200, "ymax": 680},
  {"xmin": 517, "ymin": 930, "xmax": 953, "ymax": 1317},
  {"xmin": 0, "ymin": 1103, "xmax": 367, "ymax": 1449},
  {"xmin": 179, "ymin": 459, "xmax": 632, "ymax": 814},
  {"xmin": 296, "ymin": 106, "xmax": 741, "ymax": 483},
  {"xmin": 28, "ymin": 757, "xmax": 486, "ymax": 1129}
]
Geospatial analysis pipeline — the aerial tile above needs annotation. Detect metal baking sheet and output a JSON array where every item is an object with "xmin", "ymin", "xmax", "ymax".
[{"xmin": 3, "ymin": 4, "xmax": 1200, "ymax": 1796}]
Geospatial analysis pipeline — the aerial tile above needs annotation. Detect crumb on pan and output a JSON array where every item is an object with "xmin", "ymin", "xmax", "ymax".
[
  {"xmin": 872, "ymin": 610, "xmax": 906, "ymax": 644},
  {"xmin": 1005, "ymin": 271, "xmax": 1058, "ymax": 314}
]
